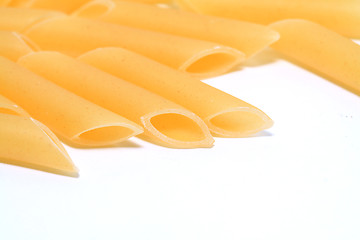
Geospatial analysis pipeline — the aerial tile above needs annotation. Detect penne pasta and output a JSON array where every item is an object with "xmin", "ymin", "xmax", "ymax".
[
  {"xmin": 8, "ymin": 0, "xmax": 91, "ymax": 14},
  {"xmin": 18, "ymin": 51, "xmax": 214, "ymax": 148},
  {"xmin": 269, "ymin": 19, "xmax": 360, "ymax": 95},
  {"xmin": 0, "ymin": 94, "xmax": 30, "ymax": 117},
  {"xmin": 174, "ymin": 0, "xmax": 360, "ymax": 38},
  {"xmin": 78, "ymin": 47, "xmax": 273, "ymax": 137},
  {"xmin": 0, "ymin": 30, "xmax": 38, "ymax": 61},
  {"xmin": 23, "ymin": 16, "xmax": 245, "ymax": 78},
  {"xmin": 0, "ymin": 56, "xmax": 143, "ymax": 147},
  {"xmin": 0, "ymin": 113, "xmax": 78, "ymax": 177},
  {"xmin": 73, "ymin": 0, "xmax": 279, "ymax": 58},
  {"xmin": 0, "ymin": 7, "xmax": 65, "ymax": 32}
]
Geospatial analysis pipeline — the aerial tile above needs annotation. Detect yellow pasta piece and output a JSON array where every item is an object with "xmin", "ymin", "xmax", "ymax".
[
  {"xmin": 122, "ymin": 0, "xmax": 170, "ymax": 4},
  {"xmin": 18, "ymin": 51, "xmax": 214, "ymax": 148},
  {"xmin": 0, "ymin": 0, "xmax": 12, "ymax": 6},
  {"xmin": 73, "ymin": 0, "xmax": 279, "ymax": 58},
  {"xmin": 175, "ymin": 0, "xmax": 360, "ymax": 39},
  {"xmin": 0, "ymin": 113, "xmax": 78, "ymax": 177},
  {"xmin": 78, "ymin": 47, "xmax": 273, "ymax": 137},
  {"xmin": 0, "ymin": 7, "xmax": 65, "ymax": 32},
  {"xmin": 0, "ymin": 30, "xmax": 39, "ymax": 61},
  {"xmin": 8, "ymin": 0, "xmax": 91, "ymax": 14},
  {"xmin": 269, "ymin": 19, "xmax": 360, "ymax": 95},
  {"xmin": 0, "ymin": 94, "xmax": 30, "ymax": 117},
  {"xmin": 0, "ymin": 56, "xmax": 143, "ymax": 147},
  {"xmin": 23, "ymin": 16, "xmax": 244, "ymax": 78}
]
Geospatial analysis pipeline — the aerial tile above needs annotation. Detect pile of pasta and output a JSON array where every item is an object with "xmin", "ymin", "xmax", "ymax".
[{"xmin": 1, "ymin": 0, "xmax": 359, "ymax": 177}]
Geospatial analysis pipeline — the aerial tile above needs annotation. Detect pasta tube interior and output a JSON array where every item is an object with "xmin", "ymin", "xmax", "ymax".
[
  {"xmin": 18, "ymin": 51, "xmax": 214, "ymax": 148},
  {"xmin": 23, "ymin": 16, "xmax": 245, "ymax": 78},
  {"xmin": 0, "ymin": 30, "xmax": 39, "ymax": 61},
  {"xmin": 0, "ymin": 7, "xmax": 66, "ymax": 32},
  {"xmin": 269, "ymin": 19, "xmax": 360, "ymax": 96},
  {"xmin": 73, "ymin": 0, "xmax": 279, "ymax": 58},
  {"xmin": 0, "ymin": 113, "xmax": 78, "ymax": 177},
  {"xmin": 1, "ymin": 56, "xmax": 143, "ymax": 147},
  {"xmin": 79, "ymin": 47, "xmax": 273, "ymax": 137}
]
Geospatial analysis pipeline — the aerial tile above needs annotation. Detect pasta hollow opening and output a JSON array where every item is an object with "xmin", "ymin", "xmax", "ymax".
[
  {"xmin": 0, "ymin": 108, "xmax": 21, "ymax": 116},
  {"xmin": 184, "ymin": 51, "xmax": 241, "ymax": 76},
  {"xmin": 77, "ymin": 125, "xmax": 136, "ymax": 145},
  {"xmin": 150, "ymin": 113, "xmax": 205, "ymax": 142},
  {"xmin": 207, "ymin": 108, "xmax": 273, "ymax": 137}
]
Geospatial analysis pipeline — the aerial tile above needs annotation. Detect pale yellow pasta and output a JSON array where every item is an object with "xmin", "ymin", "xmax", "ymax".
[
  {"xmin": 0, "ymin": 30, "xmax": 39, "ymax": 61},
  {"xmin": 122, "ymin": 0, "xmax": 170, "ymax": 4},
  {"xmin": 0, "ymin": 94, "xmax": 30, "ymax": 117},
  {"xmin": 270, "ymin": 19, "xmax": 360, "ymax": 95},
  {"xmin": 0, "ymin": 113, "xmax": 78, "ymax": 177},
  {"xmin": 175, "ymin": 0, "xmax": 360, "ymax": 38},
  {"xmin": 0, "ymin": 7, "xmax": 65, "ymax": 32},
  {"xmin": 0, "ymin": 56, "xmax": 143, "ymax": 147},
  {"xmin": 0, "ymin": 0, "xmax": 12, "ymax": 6},
  {"xmin": 78, "ymin": 47, "xmax": 273, "ymax": 137},
  {"xmin": 18, "ymin": 51, "xmax": 214, "ymax": 148},
  {"xmin": 23, "ymin": 16, "xmax": 244, "ymax": 78},
  {"xmin": 8, "ymin": 0, "xmax": 90, "ymax": 13},
  {"xmin": 73, "ymin": 0, "xmax": 279, "ymax": 58}
]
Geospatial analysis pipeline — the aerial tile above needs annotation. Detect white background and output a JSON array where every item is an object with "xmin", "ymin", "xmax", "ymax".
[{"xmin": 1, "ymin": 45, "xmax": 360, "ymax": 240}]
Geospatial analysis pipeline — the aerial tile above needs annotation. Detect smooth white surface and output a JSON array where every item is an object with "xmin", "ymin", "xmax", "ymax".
[{"xmin": 1, "ymin": 47, "xmax": 360, "ymax": 240}]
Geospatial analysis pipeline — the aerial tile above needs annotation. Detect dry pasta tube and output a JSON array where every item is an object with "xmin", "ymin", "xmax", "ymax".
[
  {"xmin": 23, "ymin": 16, "xmax": 245, "ymax": 78},
  {"xmin": 0, "ymin": 56, "xmax": 143, "ymax": 147},
  {"xmin": 174, "ymin": 0, "xmax": 360, "ymax": 39},
  {"xmin": 269, "ymin": 19, "xmax": 360, "ymax": 96},
  {"xmin": 18, "ymin": 51, "xmax": 214, "ymax": 148},
  {"xmin": 79, "ymin": 47, "xmax": 273, "ymax": 137},
  {"xmin": 6, "ymin": 0, "xmax": 168, "ymax": 11},
  {"xmin": 8, "ymin": 0, "xmax": 91, "ymax": 14},
  {"xmin": 73, "ymin": 0, "xmax": 279, "ymax": 58},
  {"xmin": 0, "ymin": 7, "xmax": 65, "ymax": 32},
  {"xmin": 0, "ymin": 114, "xmax": 78, "ymax": 177},
  {"xmin": 0, "ymin": 30, "xmax": 39, "ymax": 61},
  {"xmin": 0, "ymin": 94, "xmax": 30, "ymax": 117}
]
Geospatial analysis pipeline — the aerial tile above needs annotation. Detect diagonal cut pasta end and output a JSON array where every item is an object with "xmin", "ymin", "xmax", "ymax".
[
  {"xmin": 13, "ymin": 31, "xmax": 41, "ymax": 52},
  {"xmin": 72, "ymin": 0, "xmax": 115, "ymax": 18},
  {"xmin": 141, "ymin": 109, "xmax": 214, "ymax": 148},
  {"xmin": 0, "ymin": 114, "xmax": 78, "ymax": 177},
  {"xmin": 0, "ymin": 94, "xmax": 30, "ymax": 117},
  {"xmin": 0, "ymin": 31, "xmax": 38, "ymax": 62},
  {"xmin": 205, "ymin": 107, "xmax": 273, "ymax": 137},
  {"xmin": 30, "ymin": 118, "xmax": 79, "ymax": 177},
  {"xmin": 245, "ymin": 29, "xmax": 280, "ymax": 58},
  {"xmin": 71, "ymin": 123, "xmax": 144, "ymax": 148},
  {"xmin": 180, "ymin": 46, "xmax": 245, "ymax": 79}
]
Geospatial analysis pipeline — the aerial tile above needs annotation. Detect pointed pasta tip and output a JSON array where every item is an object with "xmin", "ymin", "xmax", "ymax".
[
  {"xmin": 205, "ymin": 107, "xmax": 273, "ymax": 138},
  {"xmin": 0, "ymin": 114, "xmax": 79, "ymax": 177}
]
